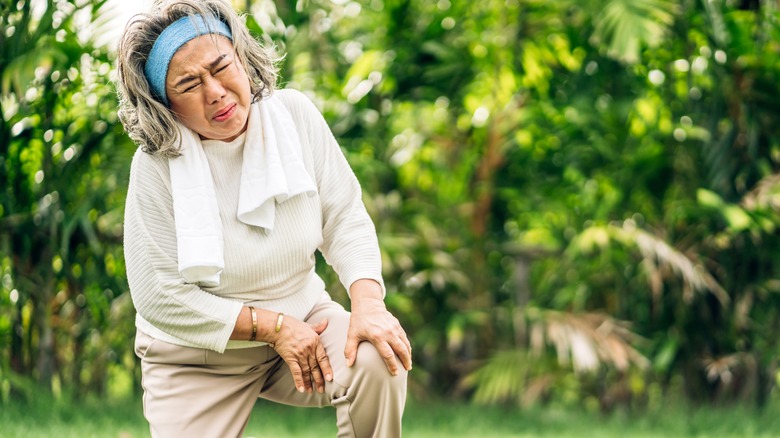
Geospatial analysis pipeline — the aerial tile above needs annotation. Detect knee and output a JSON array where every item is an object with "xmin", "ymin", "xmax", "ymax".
[{"xmin": 352, "ymin": 342, "xmax": 408, "ymax": 388}]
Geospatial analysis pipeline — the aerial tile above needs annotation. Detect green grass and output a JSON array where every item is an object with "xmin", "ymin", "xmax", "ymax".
[{"xmin": 1, "ymin": 395, "xmax": 778, "ymax": 437}]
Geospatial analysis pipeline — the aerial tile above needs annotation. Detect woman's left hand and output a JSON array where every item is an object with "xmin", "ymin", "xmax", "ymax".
[{"xmin": 345, "ymin": 280, "xmax": 412, "ymax": 376}]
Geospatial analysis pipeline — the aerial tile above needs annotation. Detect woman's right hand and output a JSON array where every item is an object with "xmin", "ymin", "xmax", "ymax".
[{"xmin": 270, "ymin": 317, "xmax": 333, "ymax": 394}]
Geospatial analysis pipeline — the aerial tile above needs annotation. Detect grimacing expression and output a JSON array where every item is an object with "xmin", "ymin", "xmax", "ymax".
[{"xmin": 166, "ymin": 34, "xmax": 252, "ymax": 142}]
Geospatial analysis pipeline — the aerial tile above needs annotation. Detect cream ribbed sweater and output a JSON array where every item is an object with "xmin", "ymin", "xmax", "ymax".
[{"xmin": 123, "ymin": 89, "xmax": 384, "ymax": 353}]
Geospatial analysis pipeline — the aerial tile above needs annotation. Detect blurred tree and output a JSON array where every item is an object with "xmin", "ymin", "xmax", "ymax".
[
  {"xmin": 0, "ymin": 0, "xmax": 135, "ymax": 401},
  {"xmin": 2, "ymin": 0, "xmax": 778, "ymax": 411},
  {"xmin": 251, "ymin": 0, "xmax": 780, "ymax": 409}
]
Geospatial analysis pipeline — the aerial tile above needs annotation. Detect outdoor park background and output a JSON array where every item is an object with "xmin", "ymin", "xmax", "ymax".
[{"xmin": 2, "ymin": 0, "xmax": 780, "ymax": 436}]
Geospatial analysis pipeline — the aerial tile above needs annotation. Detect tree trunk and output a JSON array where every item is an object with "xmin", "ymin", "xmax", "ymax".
[{"xmin": 35, "ymin": 286, "xmax": 55, "ymax": 392}]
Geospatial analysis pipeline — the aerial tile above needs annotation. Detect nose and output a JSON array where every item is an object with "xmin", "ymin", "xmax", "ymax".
[{"xmin": 203, "ymin": 76, "xmax": 226, "ymax": 104}]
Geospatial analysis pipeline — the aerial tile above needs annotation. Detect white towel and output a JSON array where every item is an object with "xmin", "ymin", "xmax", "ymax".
[{"xmin": 169, "ymin": 94, "xmax": 317, "ymax": 286}]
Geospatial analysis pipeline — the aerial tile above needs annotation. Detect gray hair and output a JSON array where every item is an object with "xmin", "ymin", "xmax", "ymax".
[{"xmin": 116, "ymin": 0, "xmax": 279, "ymax": 157}]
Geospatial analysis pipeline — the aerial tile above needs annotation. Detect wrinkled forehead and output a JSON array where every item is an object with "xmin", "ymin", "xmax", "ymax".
[{"xmin": 169, "ymin": 33, "xmax": 233, "ymax": 67}]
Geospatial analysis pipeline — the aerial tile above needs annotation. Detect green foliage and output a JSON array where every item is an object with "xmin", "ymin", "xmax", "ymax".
[
  {"xmin": 260, "ymin": 0, "xmax": 780, "ymax": 408},
  {"xmin": 2, "ymin": 0, "xmax": 780, "ymax": 413},
  {"xmin": 0, "ymin": 0, "xmax": 136, "ymax": 400},
  {"xmin": 591, "ymin": 0, "xmax": 679, "ymax": 64}
]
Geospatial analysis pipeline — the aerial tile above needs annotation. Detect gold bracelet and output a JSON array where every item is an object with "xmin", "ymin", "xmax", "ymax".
[
  {"xmin": 249, "ymin": 306, "xmax": 257, "ymax": 342},
  {"xmin": 275, "ymin": 312, "xmax": 284, "ymax": 333}
]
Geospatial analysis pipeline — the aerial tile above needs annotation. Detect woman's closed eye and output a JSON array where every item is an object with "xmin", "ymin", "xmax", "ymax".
[
  {"xmin": 214, "ymin": 62, "xmax": 231, "ymax": 75},
  {"xmin": 178, "ymin": 62, "xmax": 231, "ymax": 93},
  {"xmin": 183, "ymin": 82, "xmax": 202, "ymax": 93}
]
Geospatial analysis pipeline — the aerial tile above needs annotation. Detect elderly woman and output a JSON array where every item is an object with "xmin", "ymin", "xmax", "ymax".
[{"xmin": 115, "ymin": 0, "xmax": 411, "ymax": 436}]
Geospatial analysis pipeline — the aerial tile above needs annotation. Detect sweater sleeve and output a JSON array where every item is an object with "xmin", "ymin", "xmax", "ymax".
[
  {"xmin": 279, "ymin": 89, "xmax": 386, "ymax": 297},
  {"xmin": 123, "ymin": 149, "xmax": 243, "ymax": 353}
]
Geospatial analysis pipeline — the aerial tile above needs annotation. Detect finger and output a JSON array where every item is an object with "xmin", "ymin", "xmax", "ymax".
[
  {"xmin": 344, "ymin": 334, "xmax": 360, "ymax": 368},
  {"xmin": 310, "ymin": 359, "xmax": 325, "ymax": 394},
  {"xmin": 299, "ymin": 361, "xmax": 313, "ymax": 393},
  {"xmin": 403, "ymin": 337, "xmax": 413, "ymax": 362},
  {"xmin": 310, "ymin": 318, "xmax": 329, "ymax": 334},
  {"xmin": 288, "ymin": 361, "xmax": 306, "ymax": 393},
  {"xmin": 316, "ymin": 343, "xmax": 333, "ymax": 382},
  {"xmin": 374, "ymin": 342, "xmax": 400, "ymax": 376},
  {"xmin": 391, "ymin": 336, "xmax": 413, "ymax": 371},
  {"xmin": 395, "ymin": 330, "xmax": 413, "ymax": 369},
  {"xmin": 400, "ymin": 329, "xmax": 412, "ymax": 354}
]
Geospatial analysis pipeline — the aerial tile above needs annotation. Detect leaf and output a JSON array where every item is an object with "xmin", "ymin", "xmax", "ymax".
[
  {"xmin": 722, "ymin": 205, "xmax": 752, "ymax": 231},
  {"xmin": 614, "ymin": 225, "xmax": 731, "ymax": 306},
  {"xmin": 462, "ymin": 350, "xmax": 531, "ymax": 405},
  {"xmin": 570, "ymin": 225, "xmax": 611, "ymax": 255},
  {"xmin": 2, "ymin": 47, "xmax": 68, "ymax": 97},
  {"xmin": 697, "ymin": 188, "xmax": 724, "ymax": 209},
  {"xmin": 653, "ymin": 337, "xmax": 678, "ymax": 373},
  {"xmin": 590, "ymin": 0, "xmax": 679, "ymax": 63},
  {"xmin": 741, "ymin": 174, "xmax": 780, "ymax": 211}
]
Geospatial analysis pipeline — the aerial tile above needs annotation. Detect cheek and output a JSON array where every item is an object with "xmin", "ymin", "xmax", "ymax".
[
  {"xmin": 233, "ymin": 66, "xmax": 252, "ymax": 97},
  {"xmin": 173, "ymin": 101, "xmax": 202, "ymax": 120},
  {"xmin": 172, "ymin": 105, "xmax": 209, "ymax": 135},
  {"xmin": 177, "ymin": 112, "xmax": 199, "ymax": 129}
]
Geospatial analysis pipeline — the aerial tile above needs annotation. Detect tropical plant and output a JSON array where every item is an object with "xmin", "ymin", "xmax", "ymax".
[
  {"xmin": 2, "ymin": 0, "xmax": 779, "ymax": 411},
  {"xmin": 256, "ymin": 0, "xmax": 780, "ymax": 408},
  {"xmin": 0, "ymin": 0, "xmax": 136, "ymax": 401}
]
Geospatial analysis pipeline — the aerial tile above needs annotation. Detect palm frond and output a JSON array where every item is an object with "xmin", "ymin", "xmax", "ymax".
[
  {"xmin": 462, "ymin": 309, "xmax": 648, "ymax": 406},
  {"xmin": 703, "ymin": 352, "xmax": 759, "ymax": 400},
  {"xmin": 1, "ymin": 47, "xmax": 68, "ymax": 97},
  {"xmin": 612, "ymin": 224, "xmax": 731, "ymax": 306},
  {"xmin": 530, "ymin": 309, "xmax": 650, "ymax": 373},
  {"xmin": 590, "ymin": 0, "xmax": 679, "ymax": 63},
  {"xmin": 571, "ymin": 224, "xmax": 731, "ymax": 306},
  {"xmin": 462, "ymin": 350, "xmax": 524, "ymax": 405},
  {"xmin": 741, "ymin": 173, "xmax": 780, "ymax": 212}
]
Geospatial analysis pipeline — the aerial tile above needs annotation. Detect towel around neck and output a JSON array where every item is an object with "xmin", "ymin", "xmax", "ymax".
[{"xmin": 168, "ymin": 93, "xmax": 318, "ymax": 286}]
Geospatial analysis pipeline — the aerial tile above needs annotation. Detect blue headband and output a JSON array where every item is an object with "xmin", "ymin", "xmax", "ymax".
[{"xmin": 144, "ymin": 14, "xmax": 233, "ymax": 105}]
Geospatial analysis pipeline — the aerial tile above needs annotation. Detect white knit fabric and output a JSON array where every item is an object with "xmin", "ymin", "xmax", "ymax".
[
  {"xmin": 169, "ymin": 94, "xmax": 316, "ymax": 286},
  {"xmin": 124, "ymin": 89, "xmax": 385, "ymax": 353}
]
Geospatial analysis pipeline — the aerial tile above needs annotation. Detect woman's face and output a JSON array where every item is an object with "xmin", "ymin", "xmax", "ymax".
[{"xmin": 166, "ymin": 34, "xmax": 252, "ymax": 142}]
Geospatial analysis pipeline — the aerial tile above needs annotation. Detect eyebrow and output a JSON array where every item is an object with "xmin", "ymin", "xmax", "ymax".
[{"xmin": 172, "ymin": 54, "xmax": 228, "ymax": 89}]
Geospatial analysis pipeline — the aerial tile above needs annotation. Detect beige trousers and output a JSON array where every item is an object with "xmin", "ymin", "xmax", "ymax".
[{"xmin": 134, "ymin": 297, "xmax": 407, "ymax": 438}]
